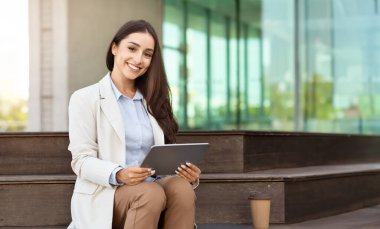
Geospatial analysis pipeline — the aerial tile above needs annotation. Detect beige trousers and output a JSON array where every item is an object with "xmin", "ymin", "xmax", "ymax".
[{"xmin": 112, "ymin": 176, "xmax": 196, "ymax": 229}]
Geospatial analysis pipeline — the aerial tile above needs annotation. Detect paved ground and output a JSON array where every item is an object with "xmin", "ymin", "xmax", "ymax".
[
  {"xmin": 198, "ymin": 204, "xmax": 380, "ymax": 229},
  {"xmin": 1, "ymin": 205, "xmax": 378, "ymax": 228}
]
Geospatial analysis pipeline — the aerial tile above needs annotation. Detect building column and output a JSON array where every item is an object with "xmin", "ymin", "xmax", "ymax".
[{"xmin": 28, "ymin": 0, "xmax": 68, "ymax": 131}]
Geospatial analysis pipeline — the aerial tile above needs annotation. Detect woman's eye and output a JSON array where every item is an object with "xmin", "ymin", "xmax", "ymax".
[
  {"xmin": 144, "ymin": 53, "xmax": 152, "ymax": 58},
  {"xmin": 128, "ymin": 47, "xmax": 135, "ymax": 52}
]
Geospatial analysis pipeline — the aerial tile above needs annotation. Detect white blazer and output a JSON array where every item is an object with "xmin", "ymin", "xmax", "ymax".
[{"xmin": 67, "ymin": 73, "xmax": 165, "ymax": 229}]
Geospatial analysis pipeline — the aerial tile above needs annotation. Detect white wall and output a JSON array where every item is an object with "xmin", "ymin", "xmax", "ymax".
[{"xmin": 67, "ymin": 0, "xmax": 163, "ymax": 96}]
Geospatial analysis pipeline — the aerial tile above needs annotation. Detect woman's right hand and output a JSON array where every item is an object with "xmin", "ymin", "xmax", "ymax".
[{"xmin": 116, "ymin": 166, "xmax": 155, "ymax": 185}]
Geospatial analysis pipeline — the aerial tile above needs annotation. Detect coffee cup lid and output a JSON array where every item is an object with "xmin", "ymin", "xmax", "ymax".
[{"xmin": 248, "ymin": 193, "xmax": 271, "ymax": 200}]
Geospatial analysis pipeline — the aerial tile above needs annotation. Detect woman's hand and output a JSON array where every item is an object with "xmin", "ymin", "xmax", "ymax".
[
  {"xmin": 175, "ymin": 162, "xmax": 201, "ymax": 184},
  {"xmin": 116, "ymin": 166, "xmax": 155, "ymax": 185}
]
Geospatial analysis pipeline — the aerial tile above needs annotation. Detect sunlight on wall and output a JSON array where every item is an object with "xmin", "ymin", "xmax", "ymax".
[
  {"xmin": 0, "ymin": 0, "xmax": 29, "ymax": 130},
  {"xmin": 0, "ymin": 0, "xmax": 29, "ymax": 101}
]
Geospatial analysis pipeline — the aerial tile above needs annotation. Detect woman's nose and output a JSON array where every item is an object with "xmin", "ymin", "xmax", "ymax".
[{"xmin": 132, "ymin": 52, "xmax": 143, "ymax": 64}]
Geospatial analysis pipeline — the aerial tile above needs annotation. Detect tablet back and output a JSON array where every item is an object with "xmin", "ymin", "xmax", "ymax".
[{"xmin": 141, "ymin": 143, "xmax": 209, "ymax": 175}]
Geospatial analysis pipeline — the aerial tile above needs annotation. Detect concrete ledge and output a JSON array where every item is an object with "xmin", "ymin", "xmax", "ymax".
[
  {"xmin": 0, "ymin": 179, "xmax": 73, "ymax": 226},
  {"xmin": 0, "ymin": 132, "xmax": 72, "ymax": 175},
  {"xmin": 2, "ymin": 131, "xmax": 380, "ymax": 174},
  {"xmin": 201, "ymin": 163, "xmax": 380, "ymax": 182},
  {"xmin": 0, "ymin": 174, "xmax": 76, "ymax": 184},
  {"xmin": 0, "ymin": 227, "xmax": 66, "ymax": 229},
  {"xmin": 1, "ymin": 163, "xmax": 380, "ymax": 225},
  {"xmin": 1, "ymin": 131, "xmax": 380, "ymax": 226},
  {"xmin": 197, "ymin": 164, "xmax": 380, "ymax": 224}
]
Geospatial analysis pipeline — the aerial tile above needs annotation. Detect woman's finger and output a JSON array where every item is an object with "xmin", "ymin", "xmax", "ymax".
[
  {"xmin": 127, "ymin": 167, "xmax": 155, "ymax": 178},
  {"xmin": 177, "ymin": 166, "xmax": 192, "ymax": 180},
  {"xmin": 118, "ymin": 167, "xmax": 155, "ymax": 185},
  {"xmin": 185, "ymin": 162, "xmax": 201, "ymax": 174},
  {"xmin": 175, "ymin": 169, "xmax": 193, "ymax": 182},
  {"xmin": 176, "ymin": 165, "xmax": 198, "ymax": 182},
  {"xmin": 180, "ymin": 164, "xmax": 198, "ymax": 178},
  {"xmin": 183, "ymin": 163, "xmax": 201, "ymax": 179}
]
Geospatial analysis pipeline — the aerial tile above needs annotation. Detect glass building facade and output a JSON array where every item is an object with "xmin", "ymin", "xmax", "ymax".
[{"xmin": 163, "ymin": 0, "xmax": 380, "ymax": 134}]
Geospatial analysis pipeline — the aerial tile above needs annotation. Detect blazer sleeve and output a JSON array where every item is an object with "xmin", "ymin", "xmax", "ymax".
[{"xmin": 68, "ymin": 88, "xmax": 119, "ymax": 188}]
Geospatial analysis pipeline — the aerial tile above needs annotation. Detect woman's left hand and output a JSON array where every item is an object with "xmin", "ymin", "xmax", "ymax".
[{"xmin": 175, "ymin": 162, "xmax": 201, "ymax": 184}]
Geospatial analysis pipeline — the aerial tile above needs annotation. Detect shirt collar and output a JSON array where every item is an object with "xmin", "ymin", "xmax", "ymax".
[{"xmin": 110, "ymin": 77, "xmax": 143, "ymax": 101}]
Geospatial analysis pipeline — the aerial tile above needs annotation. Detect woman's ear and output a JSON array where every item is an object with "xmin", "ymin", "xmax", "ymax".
[{"xmin": 111, "ymin": 42, "xmax": 118, "ymax": 55}]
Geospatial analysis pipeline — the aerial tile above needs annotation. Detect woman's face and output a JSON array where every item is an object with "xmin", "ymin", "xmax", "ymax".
[{"xmin": 112, "ymin": 32, "xmax": 155, "ymax": 81}]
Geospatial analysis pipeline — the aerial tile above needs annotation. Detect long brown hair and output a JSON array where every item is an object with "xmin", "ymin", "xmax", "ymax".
[{"xmin": 106, "ymin": 20, "xmax": 178, "ymax": 143}]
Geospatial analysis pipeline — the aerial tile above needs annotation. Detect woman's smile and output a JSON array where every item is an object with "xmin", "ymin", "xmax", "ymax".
[{"xmin": 127, "ymin": 62, "xmax": 140, "ymax": 72}]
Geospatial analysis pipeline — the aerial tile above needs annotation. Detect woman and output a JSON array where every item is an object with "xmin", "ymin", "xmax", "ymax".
[{"xmin": 67, "ymin": 20, "xmax": 201, "ymax": 229}]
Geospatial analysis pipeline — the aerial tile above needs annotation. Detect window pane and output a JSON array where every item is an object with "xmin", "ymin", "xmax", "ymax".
[
  {"xmin": 210, "ymin": 14, "xmax": 227, "ymax": 129},
  {"xmin": 302, "ymin": 0, "xmax": 380, "ymax": 134},
  {"xmin": 187, "ymin": 5, "xmax": 207, "ymax": 129},
  {"xmin": 261, "ymin": 0, "xmax": 295, "ymax": 130}
]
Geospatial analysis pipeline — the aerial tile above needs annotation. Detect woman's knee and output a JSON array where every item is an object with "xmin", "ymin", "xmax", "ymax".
[
  {"xmin": 138, "ymin": 182, "xmax": 166, "ymax": 211},
  {"xmin": 164, "ymin": 176, "xmax": 196, "ymax": 207},
  {"xmin": 116, "ymin": 182, "xmax": 166, "ymax": 213}
]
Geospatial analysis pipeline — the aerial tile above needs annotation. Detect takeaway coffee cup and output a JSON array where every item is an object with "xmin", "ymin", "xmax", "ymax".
[{"xmin": 248, "ymin": 193, "xmax": 271, "ymax": 229}]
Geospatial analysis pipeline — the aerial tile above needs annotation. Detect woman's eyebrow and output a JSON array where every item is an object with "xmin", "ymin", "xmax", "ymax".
[
  {"xmin": 128, "ymin": 41, "xmax": 140, "ymax": 47},
  {"xmin": 128, "ymin": 41, "xmax": 154, "ymax": 52}
]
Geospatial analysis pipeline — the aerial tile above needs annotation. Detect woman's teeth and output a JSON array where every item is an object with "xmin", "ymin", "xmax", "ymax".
[{"xmin": 128, "ymin": 63, "xmax": 139, "ymax": 71}]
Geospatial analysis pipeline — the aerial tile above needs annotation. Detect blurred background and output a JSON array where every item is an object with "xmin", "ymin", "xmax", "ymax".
[{"xmin": 0, "ymin": 0, "xmax": 379, "ymax": 134}]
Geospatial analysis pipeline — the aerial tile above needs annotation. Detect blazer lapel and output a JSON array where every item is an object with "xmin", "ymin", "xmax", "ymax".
[
  {"xmin": 98, "ymin": 74, "xmax": 125, "ymax": 143},
  {"xmin": 98, "ymin": 73, "xmax": 165, "ymax": 146}
]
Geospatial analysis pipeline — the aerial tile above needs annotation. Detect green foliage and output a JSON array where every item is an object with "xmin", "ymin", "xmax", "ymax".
[
  {"xmin": 303, "ymin": 73, "xmax": 334, "ymax": 119},
  {"xmin": 0, "ymin": 99, "xmax": 27, "ymax": 131},
  {"xmin": 269, "ymin": 83, "xmax": 294, "ymax": 122}
]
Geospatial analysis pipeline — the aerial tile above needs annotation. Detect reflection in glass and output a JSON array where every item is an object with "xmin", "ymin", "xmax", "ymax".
[{"xmin": 163, "ymin": 0, "xmax": 380, "ymax": 134}]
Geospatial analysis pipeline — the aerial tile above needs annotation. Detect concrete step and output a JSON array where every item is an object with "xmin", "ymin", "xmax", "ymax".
[
  {"xmin": 198, "ymin": 204, "xmax": 380, "ymax": 229},
  {"xmin": 0, "ymin": 133, "xmax": 72, "ymax": 175},
  {"xmin": 1, "ymin": 131, "xmax": 380, "ymax": 227},
  {"xmin": 197, "ymin": 163, "xmax": 380, "ymax": 224},
  {"xmin": 0, "ymin": 175, "xmax": 74, "ymax": 227},
  {"xmin": 178, "ymin": 131, "xmax": 380, "ymax": 171},
  {"xmin": 0, "ymin": 227, "xmax": 66, "ymax": 229},
  {"xmin": 1, "ymin": 163, "xmax": 380, "ymax": 226},
  {"xmin": 1, "ymin": 202, "xmax": 379, "ymax": 229},
  {"xmin": 2, "ymin": 131, "xmax": 380, "ymax": 175}
]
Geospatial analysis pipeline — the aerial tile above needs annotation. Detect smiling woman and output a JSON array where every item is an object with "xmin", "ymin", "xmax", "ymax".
[
  {"xmin": 67, "ymin": 20, "xmax": 201, "ymax": 229},
  {"xmin": 0, "ymin": 0, "xmax": 29, "ymax": 131}
]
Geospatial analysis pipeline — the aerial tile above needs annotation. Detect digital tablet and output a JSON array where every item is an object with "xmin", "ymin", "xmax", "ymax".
[{"xmin": 141, "ymin": 143, "xmax": 209, "ymax": 175}]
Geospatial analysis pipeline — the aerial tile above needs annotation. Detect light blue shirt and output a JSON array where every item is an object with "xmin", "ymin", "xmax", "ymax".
[{"xmin": 109, "ymin": 78, "xmax": 154, "ymax": 185}]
